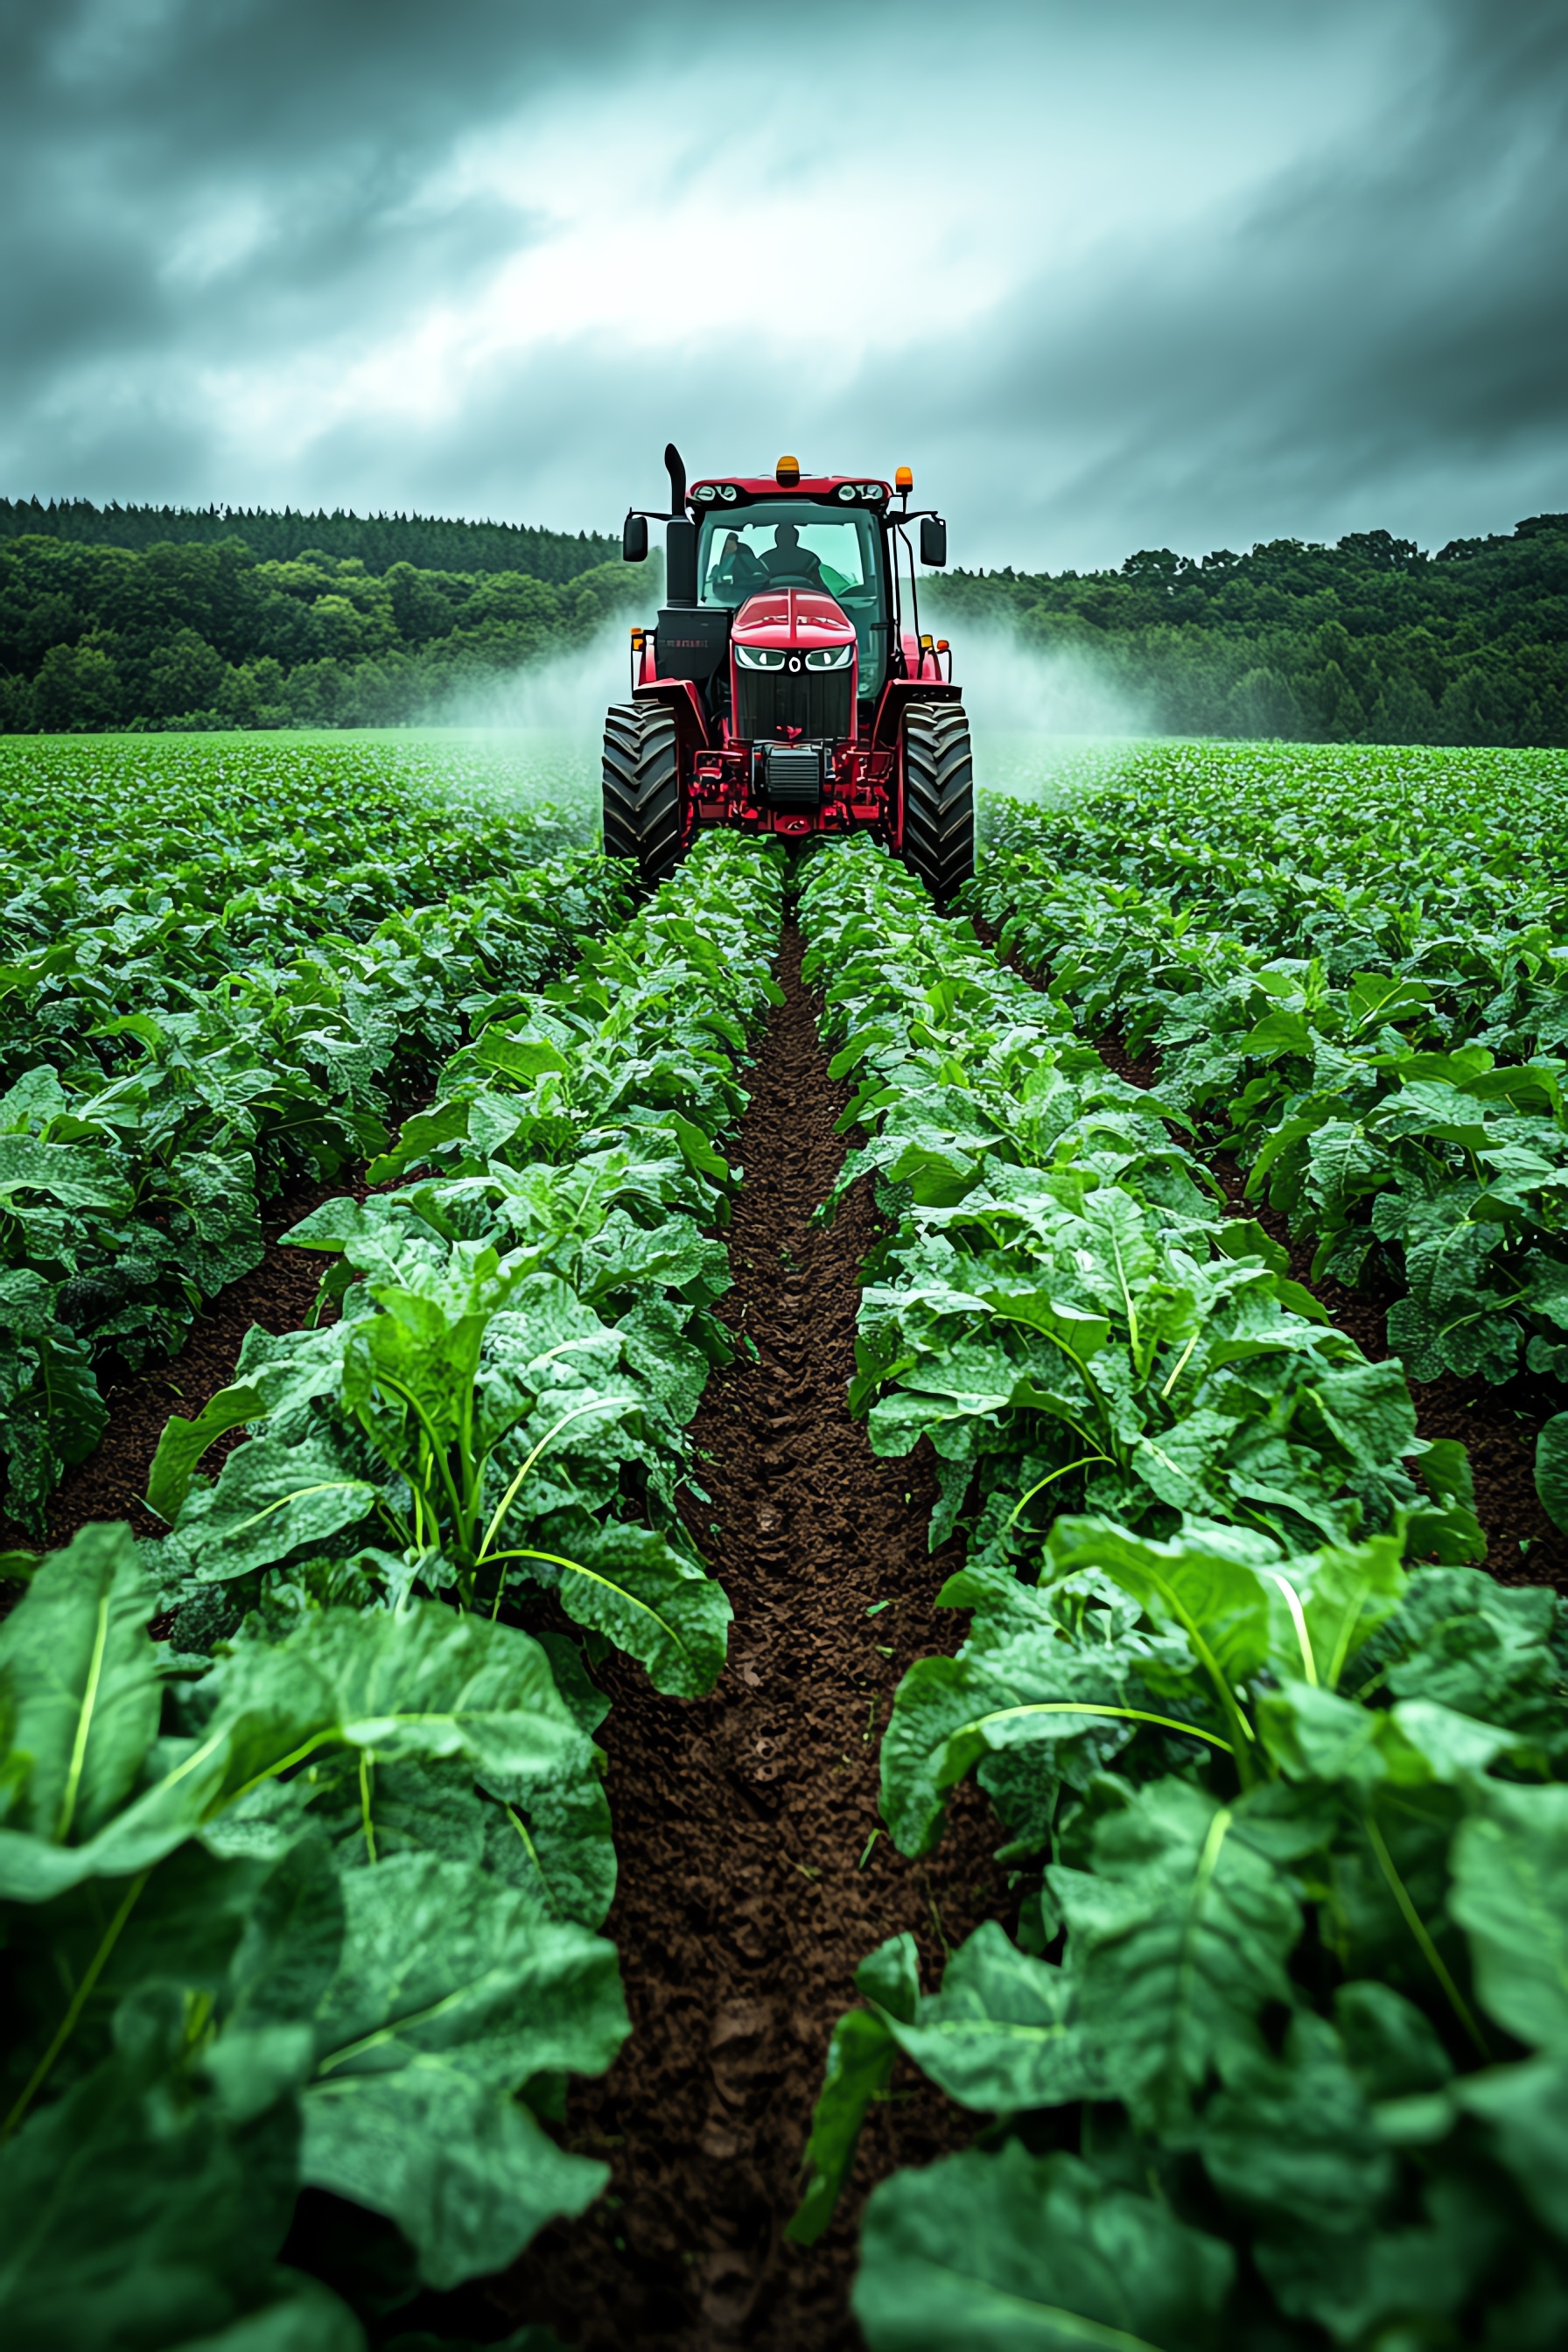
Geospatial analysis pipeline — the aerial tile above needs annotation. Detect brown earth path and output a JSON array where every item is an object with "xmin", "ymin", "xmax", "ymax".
[
  {"xmin": 484, "ymin": 926, "xmax": 1012, "ymax": 2351},
  {"xmin": 0, "ymin": 1179, "xmax": 351, "ymax": 1556},
  {"xmin": 4, "ymin": 920, "xmax": 1011, "ymax": 2347}
]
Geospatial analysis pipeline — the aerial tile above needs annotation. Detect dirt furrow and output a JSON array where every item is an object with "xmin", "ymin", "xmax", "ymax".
[
  {"xmin": 491, "ymin": 926, "xmax": 1011, "ymax": 2352},
  {"xmin": 0, "ymin": 1182, "xmax": 350, "ymax": 1556}
]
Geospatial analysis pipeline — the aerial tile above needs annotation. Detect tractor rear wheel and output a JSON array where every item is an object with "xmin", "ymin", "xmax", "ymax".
[
  {"xmin": 901, "ymin": 702, "xmax": 975, "ymax": 903},
  {"xmin": 602, "ymin": 701, "xmax": 681, "ymax": 888}
]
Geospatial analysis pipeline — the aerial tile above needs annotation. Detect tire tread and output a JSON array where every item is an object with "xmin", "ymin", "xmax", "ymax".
[
  {"xmin": 602, "ymin": 701, "xmax": 682, "ymax": 887},
  {"xmin": 902, "ymin": 703, "xmax": 976, "ymax": 901}
]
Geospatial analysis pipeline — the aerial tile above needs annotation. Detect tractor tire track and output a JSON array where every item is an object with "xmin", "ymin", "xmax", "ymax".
[{"xmin": 492, "ymin": 924, "xmax": 1012, "ymax": 2352}]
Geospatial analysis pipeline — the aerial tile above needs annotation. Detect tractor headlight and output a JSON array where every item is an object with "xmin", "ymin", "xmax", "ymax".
[
  {"xmin": 804, "ymin": 645, "xmax": 854, "ymax": 669},
  {"xmin": 719, "ymin": 484, "xmax": 739, "ymax": 502},
  {"xmin": 734, "ymin": 644, "xmax": 787, "ymax": 669},
  {"xmin": 836, "ymin": 482, "xmax": 857, "ymax": 501}
]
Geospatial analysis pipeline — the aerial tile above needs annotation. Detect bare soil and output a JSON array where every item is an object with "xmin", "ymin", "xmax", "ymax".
[
  {"xmin": 480, "ymin": 928, "xmax": 1012, "ymax": 2350},
  {"xmin": 0, "ymin": 1181, "xmax": 350, "ymax": 1556}
]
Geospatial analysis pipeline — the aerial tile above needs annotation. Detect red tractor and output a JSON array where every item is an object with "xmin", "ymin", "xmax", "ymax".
[{"xmin": 603, "ymin": 444, "xmax": 975, "ymax": 900}]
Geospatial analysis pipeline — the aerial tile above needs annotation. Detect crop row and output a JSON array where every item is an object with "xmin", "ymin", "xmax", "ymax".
[
  {"xmin": 971, "ymin": 780, "xmax": 1568, "ymax": 1530},
  {"xmin": 0, "ymin": 745, "xmax": 620, "ymax": 1526},
  {"xmin": 0, "ymin": 840, "xmax": 626, "ymax": 1530},
  {"xmin": 0, "ymin": 737, "xmax": 599, "ymax": 947},
  {"xmin": 788, "ymin": 843, "xmax": 1568, "ymax": 2351},
  {"xmin": 0, "ymin": 832, "xmax": 782, "ymax": 2347}
]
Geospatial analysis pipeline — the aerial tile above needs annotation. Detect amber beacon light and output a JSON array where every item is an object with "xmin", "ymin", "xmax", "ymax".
[
  {"xmin": 775, "ymin": 454, "xmax": 802, "ymax": 487},
  {"xmin": 895, "ymin": 465, "xmax": 914, "ymax": 494}
]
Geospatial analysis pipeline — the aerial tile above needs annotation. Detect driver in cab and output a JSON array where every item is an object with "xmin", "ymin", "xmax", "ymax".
[{"xmin": 759, "ymin": 522, "xmax": 825, "ymax": 590}]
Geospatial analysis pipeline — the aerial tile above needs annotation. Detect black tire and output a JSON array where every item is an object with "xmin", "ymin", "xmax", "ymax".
[
  {"xmin": 602, "ymin": 701, "xmax": 682, "ymax": 888},
  {"xmin": 901, "ymin": 702, "xmax": 975, "ymax": 902}
]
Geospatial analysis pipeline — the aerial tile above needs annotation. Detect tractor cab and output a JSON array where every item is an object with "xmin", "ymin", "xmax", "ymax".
[
  {"xmin": 602, "ymin": 445, "xmax": 974, "ymax": 902},
  {"xmin": 699, "ymin": 497, "xmax": 890, "ymax": 709}
]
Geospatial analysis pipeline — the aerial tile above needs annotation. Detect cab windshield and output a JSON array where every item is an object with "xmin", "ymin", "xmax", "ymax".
[{"xmin": 698, "ymin": 500, "xmax": 887, "ymax": 696}]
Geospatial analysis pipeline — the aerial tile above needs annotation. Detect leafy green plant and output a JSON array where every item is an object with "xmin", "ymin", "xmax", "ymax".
[
  {"xmin": 150, "ymin": 1228, "xmax": 732, "ymax": 1694},
  {"xmin": 143, "ymin": 830, "xmax": 784, "ymax": 1693},
  {"xmin": 1, "ymin": 816, "xmax": 785, "ymax": 2342},
  {"xmin": 967, "ymin": 763, "xmax": 1568, "ymax": 1529},
  {"xmin": 0, "ymin": 745, "xmax": 628, "ymax": 1526},
  {"xmin": 0, "ymin": 1522, "xmax": 627, "ymax": 2346},
  {"xmin": 802, "ymin": 843, "xmax": 1478, "ymax": 1569},
  {"xmin": 794, "ymin": 1513, "xmax": 1568, "ymax": 2349},
  {"xmin": 790, "ymin": 839, "xmax": 1568, "ymax": 2348}
]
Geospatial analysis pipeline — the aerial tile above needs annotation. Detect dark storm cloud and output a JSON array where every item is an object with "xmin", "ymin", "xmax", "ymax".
[
  {"xmin": 2, "ymin": 0, "xmax": 1564, "ymax": 566},
  {"xmin": 0, "ymin": 1, "xmax": 631, "ymax": 384}
]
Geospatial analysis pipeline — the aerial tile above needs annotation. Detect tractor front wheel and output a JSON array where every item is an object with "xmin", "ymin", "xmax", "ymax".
[
  {"xmin": 901, "ymin": 702, "xmax": 975, "ymax": 903},
  {"xmin": 602, "ymin": 701, "xmax": 681, "ymax": 888}
]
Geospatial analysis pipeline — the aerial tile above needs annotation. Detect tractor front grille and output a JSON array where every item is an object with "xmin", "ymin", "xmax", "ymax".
[{"xmin": 735, "ymin": 667, "xmax": 853, "ymax": 744}]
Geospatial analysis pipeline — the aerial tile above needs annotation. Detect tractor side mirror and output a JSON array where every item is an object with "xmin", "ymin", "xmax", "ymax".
[
  {"xmin": 622, "ymin": 512, "xmax": 648, "ymax": 564},
  {"xmin": 920, "ymin": 515, "xmax": 948, "ymax": 568}
]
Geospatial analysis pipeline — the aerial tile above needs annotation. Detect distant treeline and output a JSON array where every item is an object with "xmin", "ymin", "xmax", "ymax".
[
  {"xmin": 0, "ymin": 497, "xmax": 620, "ymax": 582},
  {"xmin": 4, "ymin": 499, "xmax": 1567, "ymax": 740},
  {"xmin": 927, "ymin": 514, "xmax": 1568, "ymax": 746},
  {"xmin": 0, "ymin": 534, "xmax": 641, "ymax": 733}
]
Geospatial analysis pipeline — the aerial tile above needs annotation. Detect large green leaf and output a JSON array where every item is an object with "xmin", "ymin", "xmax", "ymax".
[
  {"xmin": 878, "ymin": 1640, "xmax": 1192, "ymax": 1860},
  {"xmin": 517, "ymin": 1516, "xmax": 731, "ymax": 1696},
  {"xmin": 0, "ymin": 1131, "xmax": 131, "ymax": 1214},
  {"xmin": 1364, "ymin": 1565, "xmax": 1568, "ymax": 1759},
  {"xmin": 165, "ymin": 2276, "xmax": 364, "ymax": 2352},
  {"xmin": 0, "ymin": 1523, "xmax": 160, "ymax": 1843},
  {"xmin": 0, "ymin": 2035, "xmax": 304, "ymax": 2351},
  {"xmin": 204, "ymin": 1604, "xmax": 592, "ymax": 1802},
  {"xmin": 160, "ymin": 1433, "xmax": 382, "ymax": 1583},
  {"xmin": 1045, "ymin": 1519, "xmax": 1271, "ymax": 1701},
  {"xmin": 145, "ymin": 1384, "xmax": 268, "ymax": 1524},
  {"xmin": 785, "ymin": 2004, "xmax": 900, "ymax": 2248},
  {"xmin": 1457, "ymin": 2052, "xmax": 1568, "ymax": 2239},
  {"xmin": 299, "ymin": 1852, "xmax": 626, "ymax": 2286},
  {"xmin": 482, "ymin": 1764, "xmax": 616, "ymax": 1931},
  {"xmin": 886, "ymin": 1921, "xmax": 1093, "ymax": 2113},
  {"xmin": 1449, "ymin": 1779, "xmax": 1568, "ymax": 2051},
  {"xmin": 853, "ymin": 2142, "xmax": 1234, "ymax": 2352},
  {"xmin": 1049, "ymin": 1777, "xmax": 1302, "ymax": 2132},
  {"xmin": 2, "ymin": 1603, "xmax": 589, "ymax": 1900},
  {"xmin": 1199, "ymin": 2012, "xmax": 1393, "ymax": 2233},
  {"xmin": 1251, "ymin": 2169, "xmax": 1510, "ymax": 2346},
  {"xmin": 1537, "ymin": 1412, "xmax": 1568, "ymax": 1535},
  {"xmin": 1267, "ymin": 1528, "xmax": 1408, "ymax": 1690},
  {"xmin": 790, "ymin": 1924, "xmax": 1096, "ymax": 2250}
]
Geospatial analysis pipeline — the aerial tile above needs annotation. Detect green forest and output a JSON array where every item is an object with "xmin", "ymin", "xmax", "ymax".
[
  {"xmin": 0, "ymin": 522, "xmax": 639, "ymax": 733},
  {"xmin": 929, "ymin": 512, "xmax": 1568, "ymax": 745},
  {"xmin": 0, "ymin": 495, "xmax": 621, "ymax": 579},
  {"xmin": 1, "ymin": 499, "xmax": 1565, "ymax": 739}
]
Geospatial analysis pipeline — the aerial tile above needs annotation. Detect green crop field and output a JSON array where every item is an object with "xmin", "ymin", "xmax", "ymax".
[{"xmin": 3, "ymin": 729, "xmax": 1567, "ymax": 2350}]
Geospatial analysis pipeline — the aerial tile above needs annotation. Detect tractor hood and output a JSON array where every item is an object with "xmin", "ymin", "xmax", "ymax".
[{"xmin": 732, "ymin": 589, "xmax": 857, "ymax": 657}]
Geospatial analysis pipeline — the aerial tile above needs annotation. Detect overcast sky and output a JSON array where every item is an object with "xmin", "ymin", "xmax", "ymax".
[{"xmin": 2, "ymin": 0, "xmax": 1564, "ymax": 571}]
